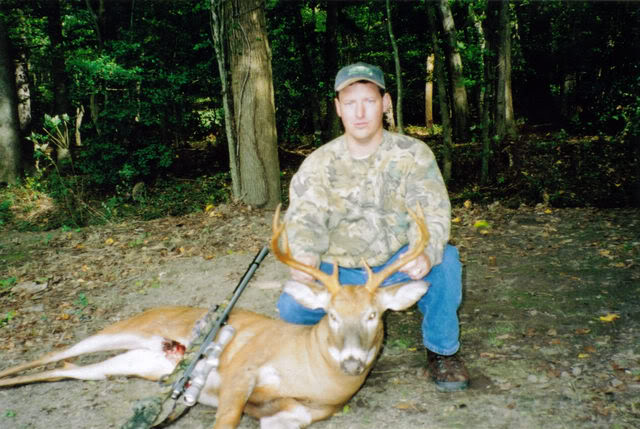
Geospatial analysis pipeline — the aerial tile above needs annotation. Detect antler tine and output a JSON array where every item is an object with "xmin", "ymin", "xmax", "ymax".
[
  {"xmin": 271, "ymin": 205, "xmax": 341, "ymax": 293},
  {"xmin": 364, "ymin": 205, "xmax": 430, "ymax": 292}
]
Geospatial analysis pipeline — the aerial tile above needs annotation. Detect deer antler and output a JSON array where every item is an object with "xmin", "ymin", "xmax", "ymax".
[
  {"xmin": 363, "ymin": 205, "xmax": 430, "ymax": 292},
  {"xmin": 271, "ymin": 205, "xmax": 341, "ymax": 293}
]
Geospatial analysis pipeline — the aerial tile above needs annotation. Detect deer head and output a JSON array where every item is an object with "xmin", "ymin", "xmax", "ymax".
[{"xmin": 271, "ymin": 205, "xmax": 430, "ymax": 376}]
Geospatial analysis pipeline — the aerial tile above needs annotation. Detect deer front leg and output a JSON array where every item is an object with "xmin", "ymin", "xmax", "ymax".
[{"xmin": 212, "ymin": 372, "xmax": 256, "ymax": 429}]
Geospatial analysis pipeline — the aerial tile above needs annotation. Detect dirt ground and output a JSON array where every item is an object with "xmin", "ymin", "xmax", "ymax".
[{"xmin": 1, "ymin": 202, "xmax": 639, "ymax": 429}]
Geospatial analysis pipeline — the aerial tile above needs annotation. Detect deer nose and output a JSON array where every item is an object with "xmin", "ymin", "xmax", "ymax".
[{"xmin": 341, "ymin": 357, "xmax": 365, "ymax": 376}]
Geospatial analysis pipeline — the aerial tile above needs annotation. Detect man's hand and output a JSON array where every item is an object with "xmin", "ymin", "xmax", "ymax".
[
  {"xmin": 289, "ymin": 254, "xmax": 320, "ymax": 283},
  {"xmin": 399, "ymin": 252, "xmax": 432, "ymax": 280}
]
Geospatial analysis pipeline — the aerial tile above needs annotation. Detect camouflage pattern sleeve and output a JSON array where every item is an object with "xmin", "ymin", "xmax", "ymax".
[
  {"xmin": 282, "ymin": 144, "xmax": 334, "ymax": 265},
  {"xmin": 403, "ymin": 137, "xmax": 451, "ymax": 267}
]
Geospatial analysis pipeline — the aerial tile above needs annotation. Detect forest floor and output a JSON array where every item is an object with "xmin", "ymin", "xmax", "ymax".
[{"xmin": 0, "ymin": 202, "xmax": 639, "ymax": 429}]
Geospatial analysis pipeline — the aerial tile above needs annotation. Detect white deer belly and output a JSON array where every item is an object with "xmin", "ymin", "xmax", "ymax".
[{"xmin": 259, "ymin": 405, "xmax": 312, "ymax": 429}]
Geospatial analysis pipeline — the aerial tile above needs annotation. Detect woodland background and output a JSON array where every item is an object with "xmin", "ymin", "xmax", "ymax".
[{"xmin": 0, "ymin": 0, "xmax": 639, "ymax": 230}]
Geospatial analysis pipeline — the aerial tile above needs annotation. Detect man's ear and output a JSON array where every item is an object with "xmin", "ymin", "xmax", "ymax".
[
  {"xmin": 334, "ymin": 97, "xmax": 342, "ymax": 118},
  {"xmin": 382, "ymin": 92, "xmax": 392, "ymax": 112}
]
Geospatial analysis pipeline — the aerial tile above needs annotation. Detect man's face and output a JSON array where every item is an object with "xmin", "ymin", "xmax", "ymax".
[{"xmin": 335, "ymin": 82, "xmax": 390, "ymax": 144}]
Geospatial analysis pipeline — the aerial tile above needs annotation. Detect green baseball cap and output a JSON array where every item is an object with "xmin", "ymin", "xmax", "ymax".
[{"xmin": 334, "ymin": 62, "xmax": 386, "ymax": 92}]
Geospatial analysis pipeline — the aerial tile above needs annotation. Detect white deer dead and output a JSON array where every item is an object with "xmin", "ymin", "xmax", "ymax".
[{"xmin": 0, "ymin": 205, "xmax": 430, "ymax": 429}]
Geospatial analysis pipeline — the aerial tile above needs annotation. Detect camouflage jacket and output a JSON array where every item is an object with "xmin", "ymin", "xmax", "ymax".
[{"xmin": 284, "ymin": 130, "xmax": 451, "ymax": 268}]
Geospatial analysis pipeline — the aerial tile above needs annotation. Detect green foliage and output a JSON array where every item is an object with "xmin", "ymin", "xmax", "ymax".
[
  {"xmin": 0, "ymin": 277, "xmax": 17, "ymax": 294},
  {"xmin": 114, "ymin": 173, "xmax": 231, "ymax": 221},
  {"xmin": 0, "ymin": 199, "xmax": 12, "ymax": 226},
  {"xmin": 0, "ymin": 310, "xmax": 16, "ymax": 328}
]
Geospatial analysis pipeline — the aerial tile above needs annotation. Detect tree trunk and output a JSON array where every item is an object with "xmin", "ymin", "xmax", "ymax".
[
  {"xmin": 427, "ymin": 5, "xmax": 452, "ymax": 182},
  {"xmin": 438, "ymin": 0, "xmax": 469, "ymax": 141},
  {"xmin": 12, "ymin": 9, "xmax": 33, "ymax": 171},
  {"xmin": 0, "ymin": 19, "xmax": 22, "ymax": 184},
  {"xmin": 425, "ymin": 54, "xmax": 434, "ymax": 131},
  {"xmin": 210, "ymin": 0, "xmax": 240, "ymax": 199},
  {"xmin": 228, "ymin": 0, "xmax": 281, "ymax": 208},
  {"xmin": 480, "ymin": 37, "xmax": 494, "ymax": 185},
  {"xmin": 84, "ymin": 0, "xmax": 106, "ymax": 135},
  {"xmin": 323, "ymin": 1, "xmax": 341, "ymax": 141},
  {"xmin": 386, "ymin": 0, "xmax": 403, "ymax": 134},
  {"xmin": 469, "ymin": 3, "xmax": 486, "ymax": 120},
  {"xmin": 45, "ymin": 0, "xmax": 72, "ymax": 163},
  {"xmin": 384, "ymin": 98, "xmax": 396, "ymax": 132},
  {"xmin": 496, "ymin": 0, "xmax": 516, "ymax": 138}
]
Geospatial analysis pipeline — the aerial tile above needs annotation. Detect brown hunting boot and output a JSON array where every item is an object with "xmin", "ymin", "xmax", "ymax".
[{"xmin": 426, "ymin": 350, "xmax": 470, "ymax": 392}]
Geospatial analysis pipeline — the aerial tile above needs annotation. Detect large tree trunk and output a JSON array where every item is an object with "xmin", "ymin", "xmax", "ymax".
[
  {"xmin": 323, "ymin": 1, "xmax": 341, "ymax": 141},
  {"xmin": 386, "ymin": 0, "xmax": 403, "ymax": 134},
  {"xmin": 228, "ymin": 0, "xmax": 281, "ymax": 208},
  {"xmin": 12, "ymin": 9, "xmax": 33, "ymax": 171},
  {"xmin": 495, "ymin": 0, "xmax": 517, "ymax": 138},
  {"xmin": 0, "ymin": 19, "xmax": 22, "ymax": 184},
  {"xmin": 427, "ymin": 5, "xmax": 452, "ymax": 182},
  {"xmin": 438, "ymin": 0, "xmax": 469, "ymax": 141}
]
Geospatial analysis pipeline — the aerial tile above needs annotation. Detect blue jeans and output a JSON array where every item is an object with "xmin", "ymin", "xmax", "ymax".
[{"xmin": 277, "ymin": 244, "xmax": 462, "ymax": 355}]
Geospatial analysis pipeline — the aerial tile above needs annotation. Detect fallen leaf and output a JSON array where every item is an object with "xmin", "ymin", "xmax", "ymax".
[
  {"xmin": 599, "ymin": 313, "xmax": 620, "ymax": 322},
  {"xmin": 599, "ymin": 249, "xmax": 613, "ymax": 259},
  {"xmin": 547, "ymin": 328, "xmax": 557, "ymax": 336},
  {"xmin": 394, "ymin": 402, "xmax": 417, "ymax": 410},
  {"xmin": 584, "ymin": 345, "xmax": 597, "ymax": 353},
  {"xmin": 464, "ymin": 200, "xmax": 472, "ymax": 209},
  {"xmin": 578, "ymin": 353, "xmax": 590, "ymax": 359},
  {"xmin": 474, "ymin": 220, "xmax": 490, "ymax": 229},
  {"xmin": 205, "ymin": 204, "xmax": 214, "ymax": 212},
  {"xmin": 575, "ymin": 328, "xmax": 591, "ymax": 335},
  {"xmin": 452, "ymin": 217, "xmax": 461, "ymax": 224},
  {"xmin": 496, "ymin": 334, "xmax": 514, "ymax": 340},
  {"xmin": 544, "ymin": 208, "xmax": 552, "ymax": 214},
  {"xmin": 105, "ymin": 238, "xmax": 115, "ymax": 245}
]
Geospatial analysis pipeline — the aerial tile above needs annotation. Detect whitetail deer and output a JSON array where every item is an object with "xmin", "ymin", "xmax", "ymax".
[{"xmin": 0, "ymin": 206, "xmax": 430, "ymax": 429}]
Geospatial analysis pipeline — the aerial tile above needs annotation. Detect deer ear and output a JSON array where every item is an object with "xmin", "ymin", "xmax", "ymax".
[
  {"xmin": 283, "ymin": 280, "xmax": 332, "ymax": 310},
  {"xmin": 376, "ymin": 281, "xmax": 429, "ymax": 311}
]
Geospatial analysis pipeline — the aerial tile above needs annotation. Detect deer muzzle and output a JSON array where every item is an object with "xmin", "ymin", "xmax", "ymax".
[{"xmin": 340, "ymin": 357, "xmax": 366, "ymax": 376}]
